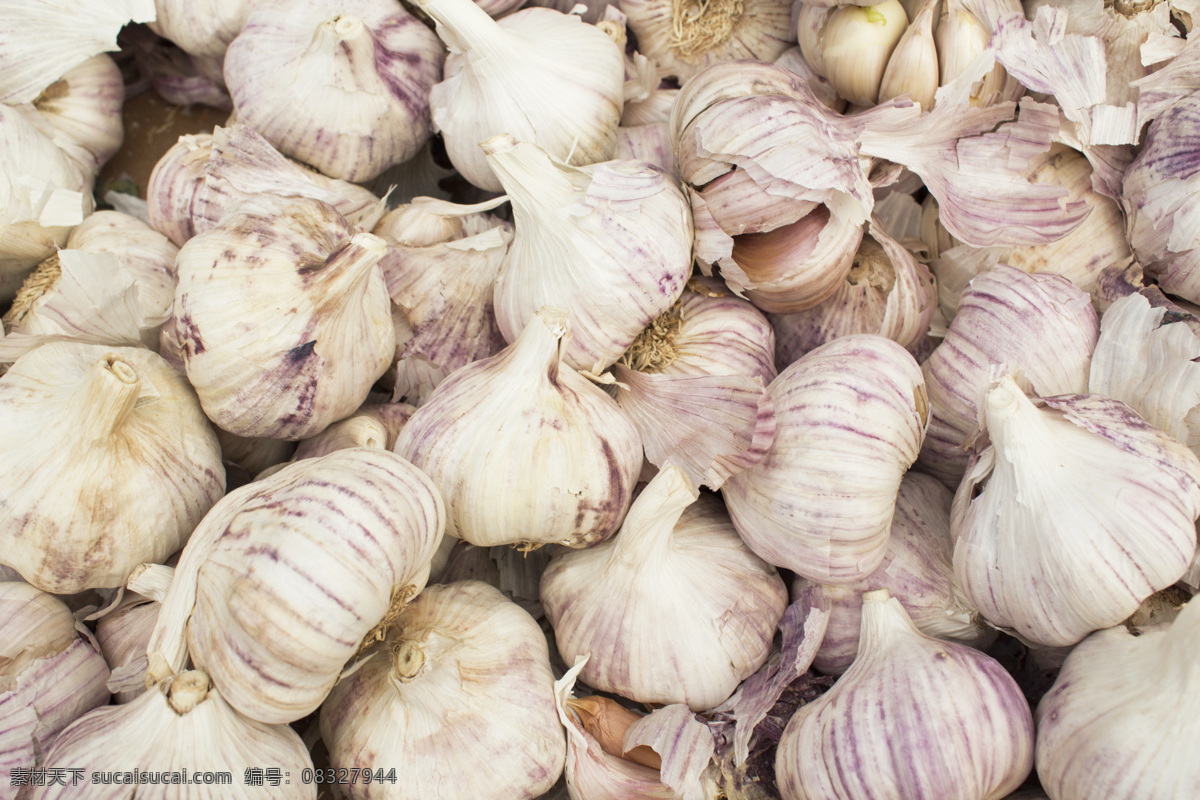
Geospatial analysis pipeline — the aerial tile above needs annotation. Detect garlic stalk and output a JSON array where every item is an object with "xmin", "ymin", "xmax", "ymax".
[
  {"xmin": 542, "ymin": 465, "xmax": 788, "ymax": 711},
  {"xmin": 146, "ymin": 133, "xmax": 214, "ymax": 247},
  {"xmin": 320, "ymin": 581, "xmax": 565, "ymax": 800},
  {"xmin": 224, "ymin": 0, "xmax": 445, "ymax": 181},
  {"xmin": 37, "ymin": 671, "xmax": 315, "ymax": 800},
  {"xmin": 775, "ymin": 589, "xmax": 1034, "ymax": 800},
  {"xmin": 0, "ymin": 344, "xmax": 224, "ymax": 594},
  {"xmin": 953, "ymin": 378, "xmax": 1200, "ymax": 647},
  {"xmin": 173, "ymin": 195, "xmax": 396, "ymax": 440},
  {"xmin": 723, "ymin": 334, "xmax": 929, "ymax": 584},
  {"xmin": 146, "ymin": 448, "xmax": 445, "ymax": 725},
  {"xmin": 20, "ymin": 53, "xmax": 124, "ymax": 175},
  {"xmin": 1035, "ymin": 598, "xmax": 1200, "ymax": 800},
  {"xmin": 415, "ymin": 0, "xmax": 625, "ymax": 192},
  {"xmin": 395, "ymin": 307, "xmax": 642, "ymax": 548},
  {"xmin": 485, "ymin": 136, "xmax": 693, "ymax": 373},
  {"xmin": 796, "ymin": 0, "xmax": 910, "ymax": 106}
]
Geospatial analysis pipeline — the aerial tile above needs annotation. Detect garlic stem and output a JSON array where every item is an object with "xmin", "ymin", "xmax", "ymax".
[
  {"xmin": 311, "ymin": 15, "xmax": 380, "ymax": 92},
  {"xmin": 78, "ymin": 353, "xmax": 141, "ymax": 440},
  {"xmin": 984, "ymin": 376, "xmax": 1044, "ymax": 461},
  {"xmin": 479, "ymin": 135, "xmax": 574, "ymax": 214},
  {"xmin": 613, "ymin": 465, "xmax": 696, "ymax": 568},
  {"xmin": 858, "ymin": 588, "xmax": 915, "ymax": 652},
  {"xmin": 391, "ymin": 639, "xmax": 426, "ymax": 682},
  {"xmin": 416, "ymin": 0, "xmax": 513, "ymax": 61},
  {"xmin": 506, "ymin": 306, "xmax": 571, "ymax": 383},
  {"xmin": 167, "ymin": 670, "xmax": 210, "ymax": 715}
]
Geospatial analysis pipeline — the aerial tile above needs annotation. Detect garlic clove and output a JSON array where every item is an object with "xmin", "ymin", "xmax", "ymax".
[
  {"xmin": 878, "ymin": 0, "xmax": 940, "ymax": 109},
  {"xmin": 799, "ymin": 0, "xmax": 910, "ymax": 107}
]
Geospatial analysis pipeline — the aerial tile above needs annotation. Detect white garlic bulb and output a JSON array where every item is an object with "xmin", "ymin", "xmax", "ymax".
[
  {"xmin": 775, "ymin": 589, "xmax": 1034, "ymax": 800},
  {"xmin": 395, "ymin": 307, "xmax": 643, "ymax": 549},
  {"xmin": 320, "ymin": 581, "xmax": 565, "ymax": 800},
  {"xmin": 952, "ymin": 377, "xmax": 1200, "ymax": 648},
  {"xmin": 485, "ymin": 135, "xmax": 694, "ymax": 373},
  {"xmin": 723, "ymin": 334, "xmax": 928, "ymax": 584},
  {"xmin": 0, "ymin": 343, "xmax": 224, "ymax": 594},
  {"xmin": 146, "ymin": 132, "xmax": 213, "ymax": 247},
  {"xmin": 1035, "ymin": 599, "xmax": 1200, "ymax": 799},
  {"xmin": 149, "ymin": 0, "xmax": 253, "ymax": 60},
  {"xmin": 542, "ymin": 465, "xmax": 788, "ymax": 711},
  {"xmin": 35, "ymin": 670, "xmax": 315, "ymax": 800},
  {"xmin": 415, "ymin": 0, "xmax": 625, "ymax": 192},
  {"xmin": 146, "ymin": 448, "xmax": 445, "ymax": 725},
  {"xmin": 22, "ymin": 53, "xmax": 124, "ymax": 175},
  {"xmin": 174, "ymin": 195, "xmax": 396, "ymax": 440},
  {"xmin": 224, "ymin": 0, "xmax": 445, "ymax": 182}
]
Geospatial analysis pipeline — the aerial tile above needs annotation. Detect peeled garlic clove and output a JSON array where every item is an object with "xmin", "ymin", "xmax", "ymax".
[
  {"xmin": 800, "ymin": 0, "xmax": 910, "ymax": 107},
  {"xmin": 878, "ymin": 0, "xmax": 939, "ymax": 108},
  {"xmin": 224, "ymin": 0, "xmax": 444, "ymax": 182},
  {"xmin": 795, "ymin": 471, "xmax": 992, "ymax": 675},
  {"xmin": 23, "ymin": 53, "xmax": 124, "ymax": 174},
  {"xmin": 147, "ymin": 448, "xmax": 445, "ymax": 724},
  {"xmin": 485, "ymin": 136, "xmax": 693, "ymax": 373},
  {"xmin": 0, "ymin": 344, "xmax": 224, "ymax": 594},
  {"xmin": 320, "ymin": 581, "xmax": 565, "ymax": 800},
  {"xmin": 146, "ymin": 132, "xmax": 214, "ymax": 247},
  {"xmin": 542, "ymin": 465, "xmax": 788, "ymax": 711},
  {"xmin": 417, "ymin": 0, "xmax": 625, "ymax": 192},
  {"xmin": 174, "ymin": 195, "xmax": 396, "ymax": 440},
  {"xmin": 0, "ymin": 582, "xmax": 110, "ymax": 785},
  {"xmin": 38, "ymin": 670, "xmax": 315, "ymax": 800},
  {"xmin": 952, "ymin": 377, "xmax": 1200, "ymax": 648},
  {"xmin": 395, "ymin": 307, "xmax": 642, "ymax": 548},
  {"xmin": 775, "ymin": 589, "xmax": 1034, "ymax": 800},
  {"xmin": 724, "ymin": 334, "xmax": 928, "ymax": 584}
]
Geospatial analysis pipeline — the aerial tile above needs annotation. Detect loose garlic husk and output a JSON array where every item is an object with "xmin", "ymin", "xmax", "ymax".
[
  {"xmin": 952, "ymin": 377, "xmax": 1200, "ymax": 648},
  {"xmin": 0, "ymin": 344, "xmax": 224, "ymax": 594},
  {"xmin": 146, "ymin": 448, "xmax": 445, "ymax": 725},
  {"xmin": 723, "ymin": 334, "xmax": 928, "ymax": 584},
  {"xmin": 36, "ymin": 670, "xmax": 315, "ymax": 800},
  {"xmin": 775, "ymin": 589, "xmax": 1034, "ymax": 800},
  {"xmin": 542, "ymin": 465, "xmax": 788, "ymax": 711},
  {"xmin": 485, "ymin": 135, "xmax": 693, "ymax": 373},
  {"xmin": 320, "ymin": 581, "xmax": 565, "ymax": 800},
  {"xmin": 224, "ymin": 0, "xmax": 444, "ymax": 182},
  {"xmin": 0, "ymin": 582, "xmax": 110, "ymax": 789},
  {"xmin": 395, "ymin": 307, "xmax": 642, "ymax": 548},
  {"xmin": 174, "ymin": 195, "xmax": 395, "ymax": 440},
  {"xmin": 1035, "ymin": 599, "xmax": 1200, "ymax": 800},
  {"xmin": 415, "ymin": 0, "xmax": 625, "ymax": 192},
  {"xmin": 797, "ymin": 0, "xmax": 909, "ymax": 106}
]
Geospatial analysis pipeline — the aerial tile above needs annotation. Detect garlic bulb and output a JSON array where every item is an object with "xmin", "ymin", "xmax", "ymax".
[
  {"xmin": 416, "ymin": 0, "xmax": 625, "ymax": 192},
  {"xmin": 36, "ymin": 670, "xmax": 315, "ymax": 800},
  {"xmin": 952, "ymin": 377, "xmax": 1200, "ymax": 648},
  {"xmin": 320, "ymin": 581, "xmax": 565, "ymax": 800},
  {"xmin": 147, "ymin": 448, "xmax": 444, "ymax": 725},
  {"xmin": 794, "ymin": 471, "xmax": 992, "ymax": 675},
  {"xmin": 224, "ymin": 0, "xmax": 444, "ymax": 182},
  {"xmin": 1035, "ymin": 599, "xmax": 1200, "ymax": 800},
  {"xmin": 797, "ymin": 0, "xmax": 910, "ymax": 106},
  {"xmin": 174, "ymin": 195, "xmax": 396, "ymax": 440},
  {"xmin": 0, "ymin": 582, "xmax": 110, "ymax": 791},
  {"xmin": 775, "ymin": 589, "xmax": 1034, "ymax": 800},
  {"xmin": 542, "ymin": 465, "xmax": 788, "ymax": 711},
  {"xmin": 22, "ymin": 53, "xmax": 124, "ymax": 174},
  {"xmin": 485, "ymin": 135, "xmax": 693, "ymax": 373},
  {"xmin": 292, "ymin": 402, "xmax": 415, "ymax": 460},
  {"xmin": 146, "ymin": 132, "xmax": 214, "ymax": 247},
  {"xmin": 723, "ymin": 335, "xmax": 928, "ymax": 584},
  {"xmin": 0, "ymin": 343, "xmax": 224, "ymax": 594},
  {"xmin": 149, "ymin": 0, "xmax": 253, "ymax": 60}
]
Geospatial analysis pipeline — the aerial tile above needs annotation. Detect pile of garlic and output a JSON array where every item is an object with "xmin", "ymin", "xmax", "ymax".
[{"xmin": 1, "ymin": 0, "xmax": 1199, "ymax": 797}]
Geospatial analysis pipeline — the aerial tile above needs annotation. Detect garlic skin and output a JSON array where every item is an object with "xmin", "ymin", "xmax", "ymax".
[
  {"xmin": 1035, "ymin": 600, "xmax": 1200, "ymax": 800},
  {"xmin": 723, "ymin": 335, "xmax": 929, "ymax": 584},
  {"xmin": 416, "ymin": 0, "xmax": 625, "ymax": 192},
  {"xmin": 395, "ymin": 308, "xmax": 642, "ymax": 549},
  {"xmin": 775, "ymin": 589, "xmax": 1034, "ymax": 800},
  {"xmin": 35, "ymin": 671, "xmax": 315, "ymax": 800},
  {"xmin": 147, "ymin": 448, "xmax": 445, "ymax": 725},
  {"xmin": 224, "ymin": 0, "xmax": 445, "ymax": 182},
  {"xmin": 953, "ymin": 378, "xmax": 1200, "ymax": 647},
  {"xmin": 0, "ymin": 582, "xmax": 110, "ymax": 794},
  {"xmin": 798, "ymin": 0, "xmax": 910, "ymax": 106},
  {"xmin": 543, "ymin": 466, "xmax": 787, "ymax": 711},
  {"xmin": 486, "ymin": 136, "xmax": 693, "ymax": 373},
  {"xmin": 149, "ymin": 0, "xmax": 253, "ymax": 60},
  {"xmin": 174, "ymin": 195, "xmax": 396, "ymax": 440},
  {"xmin": 320, "ymin": 581, "xmax": 565, "ymax": 800},
  {"xmin": 146, "ymin": 133, "xmax": 214, "ymax": 247},
  {"xmin": 0, "ymin": 344, "xmax": 224, "ymax": 594},
  {"xmin": 22, "ymin": 53, "xmax": 124, "ymax": 175}
]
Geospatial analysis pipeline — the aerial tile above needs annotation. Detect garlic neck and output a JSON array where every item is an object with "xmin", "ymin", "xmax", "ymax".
[
  {"xmin": 317, "ymin": 232, "xmax": 388, "ymax": 301},
  {"xmin": 1111, "ymin": 0, "xmax": 1160, "ymax": 17},
  {"xmin": 167, "ymin": 670, "xmax": 210, "ymax": 715},
  {"xmin": 480, "ymin": 136, "xmax": 577, "ymax": 215},
  {"xmin": 983, "ymin": 377, "xmax": 1045, "ymax": 462},
  {"xmin": 415, "ymin": 0, "xmax": 512, "ymax": 61},
  {"xmin": 613, "ymin": 465, "xmax": 696, "ymax": 568},
  {"xmin": 77, "ymin": 354, "xmax": 141, "ymax": 440},
  {"xmin": 858, "ymin": 588, "xmax": 922, "ymax": 654},
  {"xmin": 310, "ymin": 16, "xmax": 380, "ymax": 94},
  {"xmin": 391, "ymin": 639, "xmax": 426, "ymax": 682},
  {"xmin": 621, "ymin": 301, "xmax": 683, "ymax": 373},
  {"xmin": 506, "ymin": 307, "xmax": 571, "ymax": 384}
]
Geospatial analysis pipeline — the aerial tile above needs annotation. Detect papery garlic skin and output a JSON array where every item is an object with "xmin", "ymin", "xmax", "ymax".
[
  {"xmin": 35, "ymin": 671, "xmax": 315, "ymax": 800},
  {"xmin": 149, "ymin": 0, "xmax": 253, "ymax": 60},
  {"xmin": 0, "ymin": 344, "xmax": 224, "ymax": 594},
  {"xmin": 724, "ymin": 335, "xmax": 928, "ymax": 584},
  {"xmin": 775, "ymin": 590, "xmax": 1034, "ymax": 800},
  {"xmin": 1035, "ymin": 600, "xmax": 1200, "ymax": 800},
  {"xmin": 321, "ymin": 581, "xmax": 565, "ymax": 800},
  {"xmin": 23, "ymin": 53, "xmax": 124, "ymax": 174},
  {"xmin": 224, "ymin": 0, "xmax": 444, "ymax": 182},
  {"xmin": 395, "ymin": 308, "xmax": 642, "ymax": 549},
  {"xmin": 174, "ymin": 195, "xmax": 396, "ymax": 440},
  {"xmin": 542, "ymin": 465, "xmax": 788, "ymax": 711},
  {"xmin": 952, "ymin": 378, "xmax": 1200, "ymax": 648}
]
